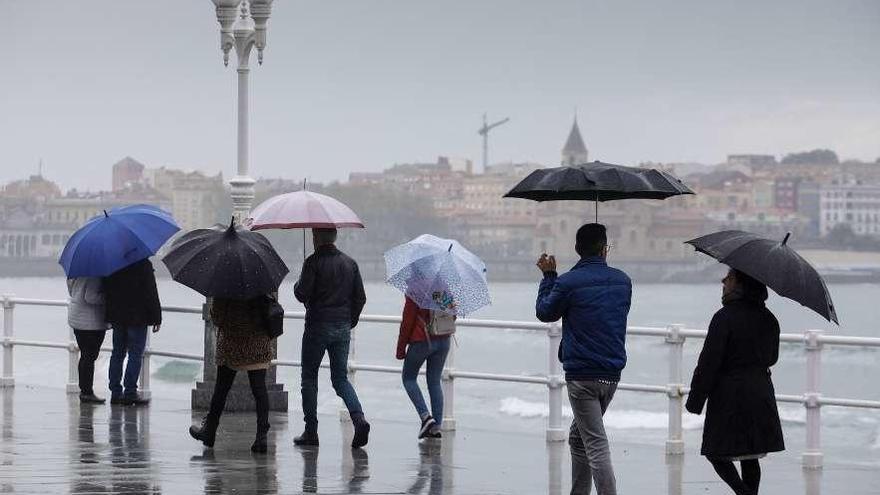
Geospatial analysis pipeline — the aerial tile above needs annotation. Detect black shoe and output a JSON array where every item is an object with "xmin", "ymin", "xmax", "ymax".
[
  {"xmin": 79, "ymin": 393, "xmax": 106, "ymax": 404},
  {"xmin": 110, "ymin": 396, "xmax": 128, "ymax": 405},
  {"xmin": 251, "ymin": 423, "xmax": 271, "ymax": 453},
  {"xmin": 125, "ymin": 394, "xmax": 150, "ymax": 406},
  {"xmin": 426, "ymin": 425, "xmax": 442, "ymax": 439},
  {"xmin": 189, "ymin": 417, "xmax": 219, "ymax": 448},
  {"xmin": 418, "ymin": 415, "xmax": 436, "ymax": 439},
  {"xmin": 351, "ymin": 413, "xmax": 370, "ymax": 449},
  {"xmin": 293, "ymin": 426, "xmax": 319, "ymax": 446}
]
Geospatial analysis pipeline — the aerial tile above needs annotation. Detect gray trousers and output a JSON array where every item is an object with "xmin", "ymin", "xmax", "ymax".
[{"xmin": 568, "ymin": 380, "xmax": 618, "ymax": 495}]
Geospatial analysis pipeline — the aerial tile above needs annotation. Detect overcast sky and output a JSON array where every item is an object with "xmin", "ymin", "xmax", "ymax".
[{"xmin": 4, "ymin": 0, "xmax": 879, "ymax": 191}]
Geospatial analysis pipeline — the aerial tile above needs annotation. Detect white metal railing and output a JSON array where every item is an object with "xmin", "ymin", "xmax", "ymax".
[{"xmin": 2, "ymin": 294, "xmax": 880, "ymax": 470}]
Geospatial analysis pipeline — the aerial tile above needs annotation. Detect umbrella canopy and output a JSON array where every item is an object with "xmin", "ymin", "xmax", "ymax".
[
  {"xmin": 504, "ymin": 161, "xmax": 694, "ymax": 220},
  {"xmin": 384, "ymin": 234, "xmax": 490, "ymax": 316},
  {"xmin": 162, "ymin": 219, "xmax": 289, "ymax": 300},
  {"xmin": 686, "ymin": 230, "xmax": 838, "ymax": 324},
  {"xmin": 59, "ymin": 204, "xmax": 180, "ymax": 278},
  {"xmin": 245, "ymin": 190, "xmax": 364, "ymax": 230}
]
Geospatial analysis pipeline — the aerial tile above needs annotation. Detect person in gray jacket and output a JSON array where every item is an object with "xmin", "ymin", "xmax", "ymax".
[{"xmin": 67, "ymin": 277, "xmax": 111, "ymax": 404}]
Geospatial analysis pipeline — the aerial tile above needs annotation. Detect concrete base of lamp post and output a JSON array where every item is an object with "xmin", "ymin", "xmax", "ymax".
[{"xmin": 191, "ymin": 302, "xmax": 288, "ymax": 412}]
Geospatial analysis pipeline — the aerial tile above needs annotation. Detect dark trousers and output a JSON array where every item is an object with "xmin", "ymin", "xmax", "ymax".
[
  {"xmin": 710, "ymin": 459, "xmax": 761, "ymax": 495},
  {"xmin": 209, "ymin": 365, "xmax": 269, "ymax": 429},
  {"xmin": 301, "ymin": 322, "xmax": 363, "ymax": 427},
  {"xmin": 73, "ymin": 330, "xmax": 107, "ymax": 395}
]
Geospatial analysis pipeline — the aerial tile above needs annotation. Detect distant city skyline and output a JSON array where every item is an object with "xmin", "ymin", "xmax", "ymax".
[{"xmin": 4, "ymin": 0, "xmax": 879, "ymax": 191}]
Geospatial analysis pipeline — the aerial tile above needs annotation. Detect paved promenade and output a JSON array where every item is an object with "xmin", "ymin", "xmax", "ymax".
[{"xmin": 0, "ymin": 387, "xmax": 877, "ymax": 494}]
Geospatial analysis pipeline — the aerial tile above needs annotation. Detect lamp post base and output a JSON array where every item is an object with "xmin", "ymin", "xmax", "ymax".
[{"xmin": 192, "ymin": 378, "xmax": 288, "ymax": 412}]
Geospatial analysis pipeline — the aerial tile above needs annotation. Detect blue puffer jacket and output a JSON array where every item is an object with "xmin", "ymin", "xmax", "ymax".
[{"xmin": 536, "ymin": 256, "xmax": 632, "ymax": 381}]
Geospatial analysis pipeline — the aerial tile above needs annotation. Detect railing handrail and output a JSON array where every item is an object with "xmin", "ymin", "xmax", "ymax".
[
  {"xmin": 6, "ymin": 296, "xmax": 880, "ymax": 347},
  {"xmin": 2, "ymin": 293, "xmax": 879, "ymax": 471}
]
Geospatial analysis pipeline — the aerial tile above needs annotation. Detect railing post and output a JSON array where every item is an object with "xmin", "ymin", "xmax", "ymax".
[
  {"xmin": 803, "ymin": 329, "xmax": 823, "ymax": 469},
  {"xmin": 441, "ymin": 335, "xmax": 456, "ymax": 431},
  {"xmin": 66, "ymin": 327, "xmax": 79, "ymax": 394},
  {"xmin": 546, "ymin": 321, "xmax": 566, "ymax": 442},
  {"xmin": 1, "ymin": 295, "xmax": 14, "ymax": 388},
  {"xmin": 340, "ymin": 325, "xmax": 357, "ymax": 423},
  {"xmin": 665, "ymin": 324, "xmax": 685, "ymax": 455},
  {"xmin": 139, "ymin": 329, "xmax": 152, "ymax": 400}
]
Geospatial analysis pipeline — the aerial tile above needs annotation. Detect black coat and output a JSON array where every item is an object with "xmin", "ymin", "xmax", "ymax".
[
  {"xmin": 294, "ymin": 245, "xmax": 366, "ymax": 328},
  {"xmin": 103, "ymin": 259, "xmax": 162, "ymax": 327},
  {"xmin": 685, "ymin": 299, "xmax": 785, "ymax": 458}
]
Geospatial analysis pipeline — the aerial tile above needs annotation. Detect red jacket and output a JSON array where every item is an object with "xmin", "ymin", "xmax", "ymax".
[{"xmin": 396, "ymin": 297, "xmax": 430, "ymax": 359}]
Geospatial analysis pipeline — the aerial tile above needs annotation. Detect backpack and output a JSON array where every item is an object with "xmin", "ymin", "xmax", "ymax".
[{"xmin": 426, "ymin": 310, "xmax": 456, "ymax": 337}]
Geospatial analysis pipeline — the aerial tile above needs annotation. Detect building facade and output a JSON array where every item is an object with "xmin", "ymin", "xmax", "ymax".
[
  {"xmin": 819, "ymin": 179, "xmax": 880, "ymax": 237},
  {"xmin": 143, "ymin": 168, "xmax": 225, "ymax": 230}
]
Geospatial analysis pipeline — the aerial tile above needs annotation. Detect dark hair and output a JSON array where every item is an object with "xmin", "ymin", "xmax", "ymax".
[
  {"xmin": 732, "ymin": 269, "xmax": 768, "ymax": 302},
  {"xmin": 312, "ymin": 228, "xmax": 338, "ymax": 246},
  {"xmin": 575, "ymin": 223, "xmax": 607, "ymax": 257}
]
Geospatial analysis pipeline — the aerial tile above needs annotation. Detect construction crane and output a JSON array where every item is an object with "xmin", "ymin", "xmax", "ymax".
[{"xmin": 477, "ymin": 113, "xmax": 510, "ymax": 174}]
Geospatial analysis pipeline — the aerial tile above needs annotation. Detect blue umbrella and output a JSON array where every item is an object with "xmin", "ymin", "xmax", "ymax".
[
  {"xmin": 384, "ymin": 234, "xmax": 490, "ymax": 316},
  {"xmin": 59, "ymin": 204, "xmax": 180, "ymax": 278}
]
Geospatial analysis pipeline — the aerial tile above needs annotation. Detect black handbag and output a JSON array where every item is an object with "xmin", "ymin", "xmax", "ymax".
[{"xmin": 264, "ymin": 295, "xmax": 284, "ymax": 339}]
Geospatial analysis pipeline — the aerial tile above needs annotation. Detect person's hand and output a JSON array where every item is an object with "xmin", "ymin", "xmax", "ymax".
[
  {"xmin": 396, "ymin": 349, "xmax": 406, "ymax": 360},
  {"xmin": 536, "ymin": 254, "xmax": 557, "ymax": 273},
  {"xmin": 151, "ymin": 324, "xmax": 161, "ymax": 334}
]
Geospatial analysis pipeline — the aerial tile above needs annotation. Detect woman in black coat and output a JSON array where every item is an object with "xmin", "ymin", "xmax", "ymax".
[{"xmin": 686, "ymin": 268, "xmax": 785, "ymax": 495}]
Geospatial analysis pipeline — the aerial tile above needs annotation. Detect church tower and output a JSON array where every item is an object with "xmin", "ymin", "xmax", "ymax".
[{"xmin": 561, "ymin": 116, "xmax": 589, "ymax": 165}]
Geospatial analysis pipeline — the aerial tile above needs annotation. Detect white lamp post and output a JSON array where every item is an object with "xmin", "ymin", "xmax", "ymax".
[
  {"xmin": 210, "ymin": 0, "xmax": 273, "ymax": 221},
  {"xmin": 197, "ymin": 0, "xmax": 287, "ymax": 413}
]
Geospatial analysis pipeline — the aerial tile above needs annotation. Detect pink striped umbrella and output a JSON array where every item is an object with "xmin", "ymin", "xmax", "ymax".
[{"xmin": 245, "ymin": 190, "xmax": 365, "ymax": 230}]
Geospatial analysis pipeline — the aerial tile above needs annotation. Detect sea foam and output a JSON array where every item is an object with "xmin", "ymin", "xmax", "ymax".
[{"xmin": 498, "ymin": 397, "xmax": 703, "ymax": 430}]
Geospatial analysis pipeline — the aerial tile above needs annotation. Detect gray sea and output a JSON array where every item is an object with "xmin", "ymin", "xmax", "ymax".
[{"xmin": 1, "ymin": 276, "xmax": 878, "ymax": 467}]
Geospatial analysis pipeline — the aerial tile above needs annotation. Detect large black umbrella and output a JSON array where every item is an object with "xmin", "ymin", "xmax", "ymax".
[
  {"xmin": 162, "ymin": 219, "xmax": 289, "ymax": 300},
  {"xmin": 503, "ymin": 161, "xmax": 695, "ymax": 221},
  {"xmin": 686, "ymin": 230, "xmax": 838, "ymax": 324}
]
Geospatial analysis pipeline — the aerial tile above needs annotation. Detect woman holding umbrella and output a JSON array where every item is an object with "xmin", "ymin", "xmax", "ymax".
[
  {"xmin": 685, "ymin": 231, "xmax": 838, "ymax": 495},
  {"xmin": 386, "ymin": 235, "xmax": 490, "ymax": 439},
  {"xmin": 163, "ymin": 220, "xmax": 289, "ymax": 453},
  {"xmin": 395, "ymin": 290, "xmax": 455, "ymax": 439},
  {"xmin": 685, "ymin": 269, "xmax": 784, "ymax": 495},
  {"xmin": 190, "ymin": 294, "xmax": 278, "ymax": 453},
  {"xmin": 66, "ymin": 276, "xmax": 111, "ymax": 404}
]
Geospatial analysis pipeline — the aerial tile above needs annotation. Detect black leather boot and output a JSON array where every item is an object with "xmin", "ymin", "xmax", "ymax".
[
  {"xmin": 351, "ymin": 412, "xmax": 370, "ymax": 449},
  {"xmin": 189, "ymin": 416, "xmax": 219, "ymax": 448},
  {"xmin": 251, "ymin": 422, "xmax": 270, "ymax": 453},
  {"xmin": 293, "ymin": 423, "xmax": 319, "ymax": 446}
]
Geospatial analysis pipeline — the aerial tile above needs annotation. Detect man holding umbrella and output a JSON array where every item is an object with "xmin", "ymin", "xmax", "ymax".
[
  {"xmin": 535, "ymin": 223, "xmax": 631, "ymax": 495},
  {"xmin": 293, "ymin": 228, "xmax": 370, "ymax": 449}
]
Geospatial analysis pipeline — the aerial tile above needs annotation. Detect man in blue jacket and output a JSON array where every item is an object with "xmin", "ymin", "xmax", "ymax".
[{"xmin": 536, "ymin": 223, "xmax": 631, "ymax": 495}]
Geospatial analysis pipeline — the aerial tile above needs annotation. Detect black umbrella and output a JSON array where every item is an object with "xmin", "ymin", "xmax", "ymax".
[
  {"xmin": 162, "ymin": 218, "xmax": 289, "ymax": 300},
  {"xmin": 503, "ymin": 161, "xmax": 695, "ymax": 221},
  {"xmin": 686, "ymin": 230, "xmax": 838, "ymax": 324}
]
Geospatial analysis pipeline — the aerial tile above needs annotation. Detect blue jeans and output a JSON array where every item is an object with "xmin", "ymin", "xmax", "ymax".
[
  {"xmin": 401, "ymin": 338, "xmax": 450, "ymax": 424},
  {"xmin": 301, "ymin": 322, "xmax": 363, "ymax": 426},
  {"xmin": 108, "ymin": 326, "xmax": 147, "ymax": 399}
]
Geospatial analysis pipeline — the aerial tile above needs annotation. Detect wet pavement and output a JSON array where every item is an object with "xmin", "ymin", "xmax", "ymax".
[{"xmin": 1, "ymin": 386, "xmax": 878, "ymax": 494}]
